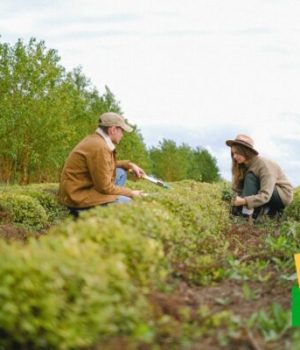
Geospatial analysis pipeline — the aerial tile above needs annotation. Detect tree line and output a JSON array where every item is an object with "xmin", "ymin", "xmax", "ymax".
[{"xmin": 0, "ymin": 38, "xmax": 220, "ymax": 184}]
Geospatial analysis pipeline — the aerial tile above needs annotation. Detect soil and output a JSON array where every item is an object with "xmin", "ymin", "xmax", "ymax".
[
  {"xmin": 148, "ymin": 222, "xmax": 293, "ymax": 350},
  {"xmin": 0, "ymin": 223, "xmax": 29, "ymax": 242}
]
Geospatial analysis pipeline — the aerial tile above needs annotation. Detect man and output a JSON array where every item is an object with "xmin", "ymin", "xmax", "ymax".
[{"xmin": 59, "ymin": 112, "xmax": 145, "ymax": 216}]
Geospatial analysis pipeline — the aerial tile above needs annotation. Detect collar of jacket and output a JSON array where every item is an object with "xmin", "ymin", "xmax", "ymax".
[
  {"xmin": 95, "ymin": 127, "xmax": 116, "ymax": 152},
  {"xmin": 245, "ymin": 155, "xmax": 258, "ymax": 169}
]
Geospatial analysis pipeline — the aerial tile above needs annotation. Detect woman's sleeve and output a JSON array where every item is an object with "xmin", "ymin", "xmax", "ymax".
[{"xmin": 245, "ymin": 165, "xmax": 275, "ymax": 209}]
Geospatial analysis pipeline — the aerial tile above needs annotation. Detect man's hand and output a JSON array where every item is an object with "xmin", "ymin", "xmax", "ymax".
[
  {"xmin": 233, "ymin": 196, "xmax": 247, "ymax": 207},
  {"xmin": 129, "ymin": 163, "xmax": 146, "ymax": 178},
  {"xmin": 131, "ymin": 190, "xmax": 144, "ymax": 197}
]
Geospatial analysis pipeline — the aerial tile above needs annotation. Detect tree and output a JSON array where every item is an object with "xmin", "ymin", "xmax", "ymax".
[
  {"xmin": 118, "ymin": 127, "xmax": 151, "ymax": 173},
  {"xmin": 150, "ymin": 141, "xmax": 220, "ymax": 183},
  {"xmin": 189, "ymin": 148, "xmax": 220, "ymax": 183},
  {"xmin": 0, "ymin": 38, "xmax": 69, "ymax": 183},
  {"xmin": 149, "ymin": 139, "xmax": 191, "ymax": 181},
  {"xmin": 0, "ymin": 38, "xmax": 152, "ymax": 183}
]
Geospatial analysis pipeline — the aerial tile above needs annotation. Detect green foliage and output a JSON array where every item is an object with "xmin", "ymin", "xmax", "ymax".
[
  {"xmin": 265, "ymin": 220, "xmax": 300, "ymax": 258},
  {"xmin": 0, "ymin": 38, "xmax": 69, "ymax": 183},
  {"xmin": 0, "ymin": 38, "xmax": 151, "ymax": 184},
  {"xmin": 283, "ymin": 186, "xmax": 300, "ymax": 221},
  {"xmin": 0, "ymin": 179, "xmax": 298, "ymax": 349},
  {"xmin": 0, "ymin": 183, "xmax": 67, "ymax": 232},
  {"xmin": 150, "ymin": 139, "xmax": 189, "ymax": 181},
  {"xmin": 189, "ymin": 147, "xmax": 220, "ymax": 183},
  {"xmin": 0, "ymin": 193, "xmax": 48, "ymax": 231},
  {"xmin": 220, "ymin": 181, "xmax": 234, "ymax": 202},
  {"xmin": 226, "ymin": 257, "xmax": 271, "ymax": 282},
  {"xmin": 118, "ymin": 127, "xmax": 152, "ymax": 173},
  {"xmin": 149, "ymin": 139, "xmax": 220, "ymax": 183},
  {"xmin": 22, "ymin": 186, "xmax": 67, "ymax": 223},
  {"xmin": 83, "ymin": 200, "xmax": 182, "ymax": 247},
  {"xmin": 247, "ymin": 303, "xmax": 291, "ymax": 342},
  {"xmin": 0, "ymin": 238, "xmax": 154, "ymax": 349},
  {"xmin": 260, "ymin": 219, "xmax": 300, "ymax": 282},
  {"xmin": 0, "ymin": 180, "xmax": 232, "ymax": 348},
  {"xmin": 0, "ymin": 37, "xmax": 223, "ymax": 185},
  {"xmin": 128, "ymin": 180, "xmax": 230, "ymax": 284},
  {"xmin": 95, "ymin": 85, "xmax": 122, "ymax": 115},
  {"xmin": 49, "ymin": 211, "xmax": 168, "ymax": 288}
]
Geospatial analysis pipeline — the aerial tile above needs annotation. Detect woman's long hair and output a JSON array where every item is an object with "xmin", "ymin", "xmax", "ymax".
[{"xmin": 231, "ymin": 144, "xmax": 257, "ymax": 190}]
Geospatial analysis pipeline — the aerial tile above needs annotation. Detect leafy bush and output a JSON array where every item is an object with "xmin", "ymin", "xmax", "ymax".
[
  {"xmin": 146, "ymin": 180, "xmax": 229, "ymax": 236},
  {"xmin": 49, "ymin": 209, "xmax": 168, "ymax": 288},
  {"xmin": 0, "ymin": 184, "xmax": 67, "ymax": 235},
  {"xmin": 0, "ymin": 193, "xmax": 48, "ymax": 231},
  {"xmin": 138, "ymin": 181, "xmax": 230, "ymax": 284},
  {"xmin": 0, "ymin": 183, "xmax": 67, "ymax": 224},
  {"xmin": 74, "ymin": 180, "xmax": 230, "ymax": 285},
  {"xmin": 220, "ymin": 181, "xmax": 234, "ymax": 202},
  {"xmin": 1, "ymin": 179, "xmax": 272, "ymax": 349},
  {"xmin": 53, "ymin": 180, "xmax": 229, "ymax": 286},
  {"xmin": 0, "ymin": 237, "xmax": 155, "ymax": 350},
  {"xmin": 283, "ymin": 187, "xmax": 300, "ymax": 221}
]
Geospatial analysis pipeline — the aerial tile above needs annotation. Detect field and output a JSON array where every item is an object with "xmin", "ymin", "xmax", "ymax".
[{"xmin": 0, "ymin": 180, "xmax": 299, "ymax": 350}]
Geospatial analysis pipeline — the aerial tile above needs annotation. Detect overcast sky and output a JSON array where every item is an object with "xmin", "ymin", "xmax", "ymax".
[{"xmin": 1, "ymin": 0, "xmax": 300, "ymax": 185}]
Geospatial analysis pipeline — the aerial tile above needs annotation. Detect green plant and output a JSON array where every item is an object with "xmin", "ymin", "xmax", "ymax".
[
  {"xmin": 0, "ymin": 193, "xmax": 48, "ymax": 231},
  {"xmin": 283, "ymin": 187, "xmax": 300, "ymax": 221},
  {"xmin": 0, "ymin": 184, "xmax": 68, "ymax": 233},
  {"xmin": 221, "ymin": 182, "xmax": 234, "ymax": 202},
  {"xmin": 0, "ymin": 237, "xmax": 155, "ymax": 349},
  {"xmin": 49, "ymin": 209, "xmax": 169, "ymax": 288},
  {"xmin": 247, "ymin": 303, "xmax": 291, "ymax": 342}
]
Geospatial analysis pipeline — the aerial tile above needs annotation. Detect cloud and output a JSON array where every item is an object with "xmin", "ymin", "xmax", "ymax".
[
  {"xmin": 140, "ymin": 118, "xmax": 300, "ymax": 186},
  {"xmin": 260, "ymin": 46, "xmax": 290, "ymax": 55},
  {"xmin": 1, "ymin": 0, "xmax": 300, "ymax": 186},
  {"xmin": 230, "ymin": 27, "xmax": 272, "ymax": 35}
]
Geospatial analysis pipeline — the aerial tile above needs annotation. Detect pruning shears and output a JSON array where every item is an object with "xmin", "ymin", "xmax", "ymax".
[
  {"xmin": 129, "ymin": 169, "xmax": 170, "ymax": 189},
  {"xmin": 142, "ymin": 174, "xmax": 171, "ymax": 189}
]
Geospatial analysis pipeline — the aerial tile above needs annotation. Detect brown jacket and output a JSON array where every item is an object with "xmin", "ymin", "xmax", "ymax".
[
  {"xmin": 243, "ymin": 156, "xmax": 293, "ymax": 209},
  {"xmin": 59, "ymin": 132, "xmax": 133, "ymax": 208}
]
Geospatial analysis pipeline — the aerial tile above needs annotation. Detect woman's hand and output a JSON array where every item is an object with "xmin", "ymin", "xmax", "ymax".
[{"xmin": 233, "ymin": 196, "xmax": 247, "ymax": 207}]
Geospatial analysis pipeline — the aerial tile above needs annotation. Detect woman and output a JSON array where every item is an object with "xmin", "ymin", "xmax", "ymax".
[{"xmin": 226, "ymin": 134, "xmax": 293, "ymax": 219}]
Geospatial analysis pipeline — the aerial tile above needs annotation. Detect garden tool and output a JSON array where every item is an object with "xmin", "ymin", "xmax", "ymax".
[
  {"xmin": 142, "ymin": 174, "xmax": 170, "ymax": 189},
  {"xmin": 129, "ymin": 169, "xmax": 170, "ymax": 189}
]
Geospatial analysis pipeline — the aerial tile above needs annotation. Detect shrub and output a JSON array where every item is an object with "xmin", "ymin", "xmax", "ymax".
[
  {"xmin": 0, "ymin": 179, "xmax": 235, "ymax": 349},
  {"xmin": 283, "ymin": 187, "xmax": 300, "ymax": 221},
  {"xmin": 138, "ymin": 181, "xmax": 230, "ymax": 284},
  {"xmin": 49, "ymin": 210, "xmax": 168, "ymax": 288},
  {"xmin": 63, "ymin": 181, "xmax": 231, "ymax": 286},
  {"xmin": 131, "ymin": 180, "xmax": 230, "ymax": 238},
  {"xmin": 0, "ymin": 183, "xmax": 67, "ymax": 224},
  {"xmin": 0, "ymin": 193, "xmax": 48, "ymax": 231},
  {"xmin": 82, "ymin": 200, "xmax": 183, "ymax": 250},
  {"xmin": 0, "ymin": 237, "xmax": 154, "ymax": 350}
]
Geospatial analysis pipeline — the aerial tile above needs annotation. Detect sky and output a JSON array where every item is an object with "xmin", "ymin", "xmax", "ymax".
[{"xmin": 1, "ymin": 0, "xmax": 300, "ymax": 185}]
